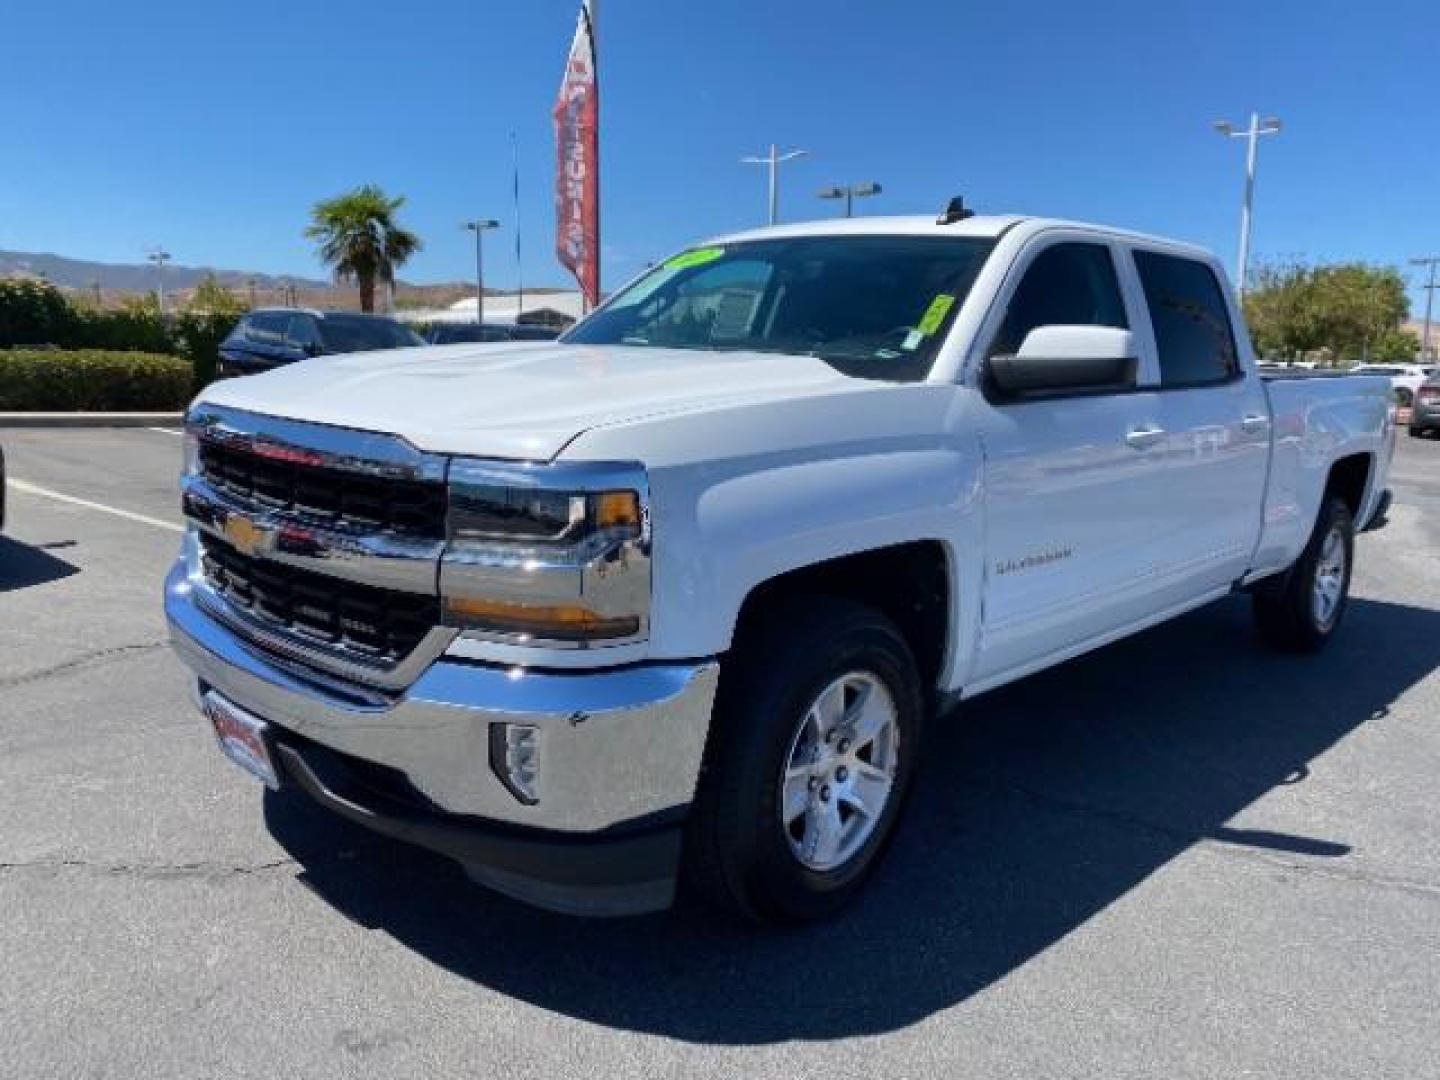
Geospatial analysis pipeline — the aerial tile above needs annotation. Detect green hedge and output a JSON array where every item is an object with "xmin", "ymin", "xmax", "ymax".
[
  {"xmin": 0, "ymin": 350, "xmax": 193, "ymax": 411},
  {"xmin": 0, "ymin": 277, "xmax": 247, "ymax": 391}
]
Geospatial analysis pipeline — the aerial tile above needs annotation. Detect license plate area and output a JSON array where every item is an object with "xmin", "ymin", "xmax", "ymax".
[{"xmin": 204, "ymin": 690, "xmax": 280, "ymax": 790}]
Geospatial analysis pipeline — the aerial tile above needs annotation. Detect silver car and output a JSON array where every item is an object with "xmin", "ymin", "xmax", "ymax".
[{"xmin": 1410, "ymin": 374, "xmax": 1440, "ymax": 437}]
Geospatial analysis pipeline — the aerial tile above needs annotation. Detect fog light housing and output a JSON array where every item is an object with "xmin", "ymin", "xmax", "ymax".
[{"xmin": 490, "ymin": 723, "xmax": 540, "ymax": 805}]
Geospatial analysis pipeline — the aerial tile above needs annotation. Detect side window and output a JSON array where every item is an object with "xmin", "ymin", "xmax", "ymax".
[
  {"xmin": 244, "ymin": 312, "xmax": 289, "ymax": 344},
  {"xmin": 284, "ymin": 315, "xmax": 321, "ymax": 350},
  {"xmin": 989, "ymin": 242, "xmax": 1127, "ymax": 357},
  {"xmin": 1133, "ymin": 251, "xmax": 1239, "ymax": 387}
]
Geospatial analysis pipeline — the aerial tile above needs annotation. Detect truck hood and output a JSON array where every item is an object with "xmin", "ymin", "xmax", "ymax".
[{"xmin": 197, "ymin": 342, "xmax": 871, "ymax": 460}]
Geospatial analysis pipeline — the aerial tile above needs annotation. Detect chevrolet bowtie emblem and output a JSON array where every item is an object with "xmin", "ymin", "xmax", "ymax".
[{"xmin": 223, "ymin": 515, "xmax": 271, "ymax": 558}]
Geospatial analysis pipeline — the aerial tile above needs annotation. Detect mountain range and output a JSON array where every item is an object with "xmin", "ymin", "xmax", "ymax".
[{"xmin": 0, "ymin": 249, "xmax": 328, "ymax": 292}]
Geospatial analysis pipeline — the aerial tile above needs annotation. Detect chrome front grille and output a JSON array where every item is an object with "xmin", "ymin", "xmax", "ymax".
[
  {"xmin": 197, "ymin": 439, "xmax": 446, "ymax": 538},
  {"xmin": 183, "ymin": 405, "xmax": 456, "ymax": 686},
  {"xmin": 201, "ymin": 534, "xmax": 439, "ymax": 664}
]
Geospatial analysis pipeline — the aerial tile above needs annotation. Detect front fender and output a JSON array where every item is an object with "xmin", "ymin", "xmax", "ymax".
[{"xmin": 645, "ymin": 438, "xmax": 981, "ymax": 671}]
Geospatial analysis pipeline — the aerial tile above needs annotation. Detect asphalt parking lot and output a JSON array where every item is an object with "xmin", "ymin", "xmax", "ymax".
[{"xmin": 2, "ymin": 426, "xmax": 1438, "ymax": 1079}]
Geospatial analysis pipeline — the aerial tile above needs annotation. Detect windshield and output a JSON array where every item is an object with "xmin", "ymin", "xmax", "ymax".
[
  {"xmin": 564, "ymin": 235, "xmax": 995, "ymax": 382},
  {"xmin": 319, "ymin": 315, "xmax": 424, "ymax": 353}
]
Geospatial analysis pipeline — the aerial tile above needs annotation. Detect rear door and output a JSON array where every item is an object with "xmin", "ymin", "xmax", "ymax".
[{"xmin": 1126, "ymin": 248, "xmax": 1269, "ymax": 591}]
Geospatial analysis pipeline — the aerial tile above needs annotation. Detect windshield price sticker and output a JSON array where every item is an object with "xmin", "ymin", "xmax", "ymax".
[
  {"xmin": 666, "ymin": 246, "xmax": 726, "ymax": 270},
  {"xmin": 917, "ymin": 293, "xmax": 957, "ymax": 335}
]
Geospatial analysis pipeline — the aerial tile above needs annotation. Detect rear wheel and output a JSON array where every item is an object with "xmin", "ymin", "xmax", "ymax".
[
  {"xmin": 1252, "ymin": 496, "xmax": 1354, "ymax": 652},
  {"xmin": 684, "ymin": 596, "xmax": 923, "ymax": 923}
]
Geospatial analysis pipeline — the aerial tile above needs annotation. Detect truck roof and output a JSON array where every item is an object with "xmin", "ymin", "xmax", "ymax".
[{"xmin": 709, "ymin": 214, "xmax": 1214, "ymax": 260}]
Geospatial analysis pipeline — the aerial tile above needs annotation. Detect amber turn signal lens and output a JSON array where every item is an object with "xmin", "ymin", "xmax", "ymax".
[
  {"xmin": 594, "ymin": 490, "xmax": 641, "ymax": 529},
  {"xmin": 444, "ymin": 597, "xmax": 640, "ymax": 642}
]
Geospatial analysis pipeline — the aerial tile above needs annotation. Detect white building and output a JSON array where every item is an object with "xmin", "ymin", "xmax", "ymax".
[{"xmin": 397, "ymin": 291, "xmax": 587, "ymax": 327}]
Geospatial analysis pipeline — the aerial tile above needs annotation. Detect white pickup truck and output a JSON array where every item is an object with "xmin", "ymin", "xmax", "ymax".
[{"xmin": 166, "ymin": 209, "xmax": 1394, "ymax": 922}]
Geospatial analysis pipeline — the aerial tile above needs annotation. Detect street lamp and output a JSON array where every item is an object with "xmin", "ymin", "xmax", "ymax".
[
  {"xmin": 1213, "ymin": 113, "xmax": 1281, "ymax": 295},
  {"xmin": 463, "ymin": 219, "xmax": 501, "ymax": 324},
  {"xmin": 146, "ymin": 247, "xmax": 172, "ymax": 314},
  {"xmin": 818, "ymin": 181, "xmax": 882, "ymax": 218},
  {"xmin": 741, "ymin": 144, "xmax": 809, "ymax": 226}
]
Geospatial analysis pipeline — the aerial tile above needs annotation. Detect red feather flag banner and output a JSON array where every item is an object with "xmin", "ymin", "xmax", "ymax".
[{"xmin": 554, "ymin": 1, "xmax": 600, "ymax": 310}]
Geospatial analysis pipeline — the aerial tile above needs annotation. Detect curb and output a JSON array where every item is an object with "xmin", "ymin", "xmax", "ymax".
[{"xmin": 0, "ymin": 413, "xmax": 185, "ymax": 429}]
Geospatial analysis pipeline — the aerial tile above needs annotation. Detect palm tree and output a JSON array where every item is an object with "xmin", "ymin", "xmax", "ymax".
[{"xmin": 305, "ymin": 185, "xmax": 422, "ymax": 313}]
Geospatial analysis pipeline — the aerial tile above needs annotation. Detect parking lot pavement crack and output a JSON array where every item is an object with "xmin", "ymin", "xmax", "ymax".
[
  {"xmin": 0, "ymin": 640, "xmax": 168, "ymax": 691},
  {"xmin": 1232, "ymin": 850, "xmax": 1440, "ymax": 901},
  {"xmin": 983, "ymin": 780, "xmax": 1440, "ymax": 902},
  {"xmin": 0, "ymin": 857, "xmax": 298, "ymax": 881}
]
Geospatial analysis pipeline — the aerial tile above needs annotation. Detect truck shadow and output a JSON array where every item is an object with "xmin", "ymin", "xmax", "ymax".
[
  {"xmin": 0, "ymin": 535, "xmax": 80, "ymax": 592},
  {"xmin": 263, "ymin": 593, "xmax": 1440, "ymax": 1044}
]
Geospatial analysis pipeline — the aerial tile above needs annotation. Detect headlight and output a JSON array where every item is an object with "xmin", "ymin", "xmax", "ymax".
[
  {"xmin": 440, "ymin": 460, "xmax": 651, "ymax": 648},
  {"xmin": 448, "ymin": 483, "xmax": 642, "ymax": 554}
]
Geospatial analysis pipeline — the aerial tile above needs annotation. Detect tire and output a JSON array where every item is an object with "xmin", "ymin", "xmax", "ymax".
[
  {"xmin": 1252, "ymin": 496, "xmax": 1354, "ymax": 652},
  {"xmin": 684, "ymin": 595, "xmax": 924, "ymax": 923}
]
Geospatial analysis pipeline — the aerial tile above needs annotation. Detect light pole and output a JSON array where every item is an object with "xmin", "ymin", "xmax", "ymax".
[
  {"xmin": 463, "ymin": 220, "xmax": 501, "ymax": 324},
  {"xmin": 1411, "ymin": 257, "xmax": 1440, "ymax": 362},
  {"xmin": 1213, "ymin": 113, "xmax": 1281, "ymax": 295},
  {"xmin": 146, "ymin": 247, "xmax": 172, "ymax": 314},
  {"xmin": 818, "ymin": 181, "xmax": 882, "ymax": 218},
  {"xmin": 741, "ymin": 144, "xmax": 808, "ymax": 226}
]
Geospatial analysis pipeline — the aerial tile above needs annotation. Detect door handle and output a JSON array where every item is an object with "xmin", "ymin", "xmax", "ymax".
[
  {"xmin": 1125, "ymin": 425, "xmax": 1166, "ymax": 450},
  {"xmin": 1240, "ymin": 413, "xmax": 1271, "ymax": 433}
]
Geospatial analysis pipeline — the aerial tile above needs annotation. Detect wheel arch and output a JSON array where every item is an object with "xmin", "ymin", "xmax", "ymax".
[
  {"xmin": 730, "ymin": 539, "xmax": 955, "ymax": 698},
  {"xmin": 1325, "ymin": 452, "xmax": 1373, "ymax": 519}
]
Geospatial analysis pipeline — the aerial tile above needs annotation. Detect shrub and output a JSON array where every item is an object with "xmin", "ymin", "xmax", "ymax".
[
  {"xmin": 0, "ymin": 276, "xmax": 248, "ymax": 391},
  {"xmin": 0, "ymin": 278, "xmax": 79, "ymax": 347},
  {"xmin": 0, "ymin": 350, "xmax": 193, "ymax": 411},
  {"xmin": 72, "ymin": 294, "xmax": 173, "ymax": 354},
  {"xmin": 174, "ymin": 277, "xmax": 247, "ymax": 389}
]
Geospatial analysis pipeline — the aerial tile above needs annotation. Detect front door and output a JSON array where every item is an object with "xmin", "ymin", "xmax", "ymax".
[{"xmin": 967, "ymin": 237, "xmax": 1175, "ymax": 685}]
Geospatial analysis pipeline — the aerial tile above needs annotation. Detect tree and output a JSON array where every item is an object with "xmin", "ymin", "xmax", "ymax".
[
  {"xmin": 0, "ymin": 277, "xmax": 77, "ymax": 347},
  {"xmin": 305, "ymin": 185, "xmax": 422, "ymax": 313},
  {"xmin": 175, "ymin": 275, "xmax": 248, "ymax": 388},
  {"xmin": 1243, "ymin": 261, "xmax": 1415, "ymax": 365}
]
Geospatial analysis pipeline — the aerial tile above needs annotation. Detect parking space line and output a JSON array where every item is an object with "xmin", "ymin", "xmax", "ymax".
[
  {"xmin": 145, "ymin": 427, "xmax": 185, "ymax": 436},
  {"xmin": 8, "ymin": 479, "xmax": 183, "ymax": 533}
]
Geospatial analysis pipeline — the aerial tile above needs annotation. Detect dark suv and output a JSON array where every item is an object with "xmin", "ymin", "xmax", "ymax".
[
  {"xmin": 425, "ymin": 322, "xmax": 560, "ymax": 345},
  {"xmin": 218, "ymin": 309, "xmax": 425, "ymax": 377}
]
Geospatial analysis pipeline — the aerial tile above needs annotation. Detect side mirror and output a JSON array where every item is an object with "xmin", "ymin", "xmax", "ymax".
[{"xmin": 987, "ymin": 326, "xmax": 1137, "ymax": 399}]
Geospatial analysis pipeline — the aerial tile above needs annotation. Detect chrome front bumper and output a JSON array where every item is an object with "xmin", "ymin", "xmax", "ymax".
[{"xmin": 165, "ymin": 560, "xmax": 719, "ymax": 836}]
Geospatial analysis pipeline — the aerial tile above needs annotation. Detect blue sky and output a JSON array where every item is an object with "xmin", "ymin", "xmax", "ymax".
[{"xmin": 4, "ymin": 0, "xmax": 1437, "ymax": 311}]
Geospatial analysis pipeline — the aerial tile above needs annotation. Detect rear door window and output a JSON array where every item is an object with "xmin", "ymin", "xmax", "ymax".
[
  {"xmin": 284, "ymin": 315, "xmax": 322, "ymax": 351},
  {"xmin": 1133, "ymin": 251, "xmax": 1239, "ymax": 387},
  {"xmin": 244, "ymin": 312, "xmax": 289, "ymax": 345},
  {"xmin": 988, "ymin": 242, "xmax": 1128, "ymax": 357},
  {"xmin": 317, "ymin": 316, "xmax": 421, "ymax": 352}
]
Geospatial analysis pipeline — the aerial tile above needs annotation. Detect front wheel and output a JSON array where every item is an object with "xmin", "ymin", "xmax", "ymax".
[
  {"xmin": 1252, "ymin": 496, "xmax": 1355, "ymax": 652},
  {"xmin": 684, "ymin": 596, "xmax": 923, "ymax": 923}
]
